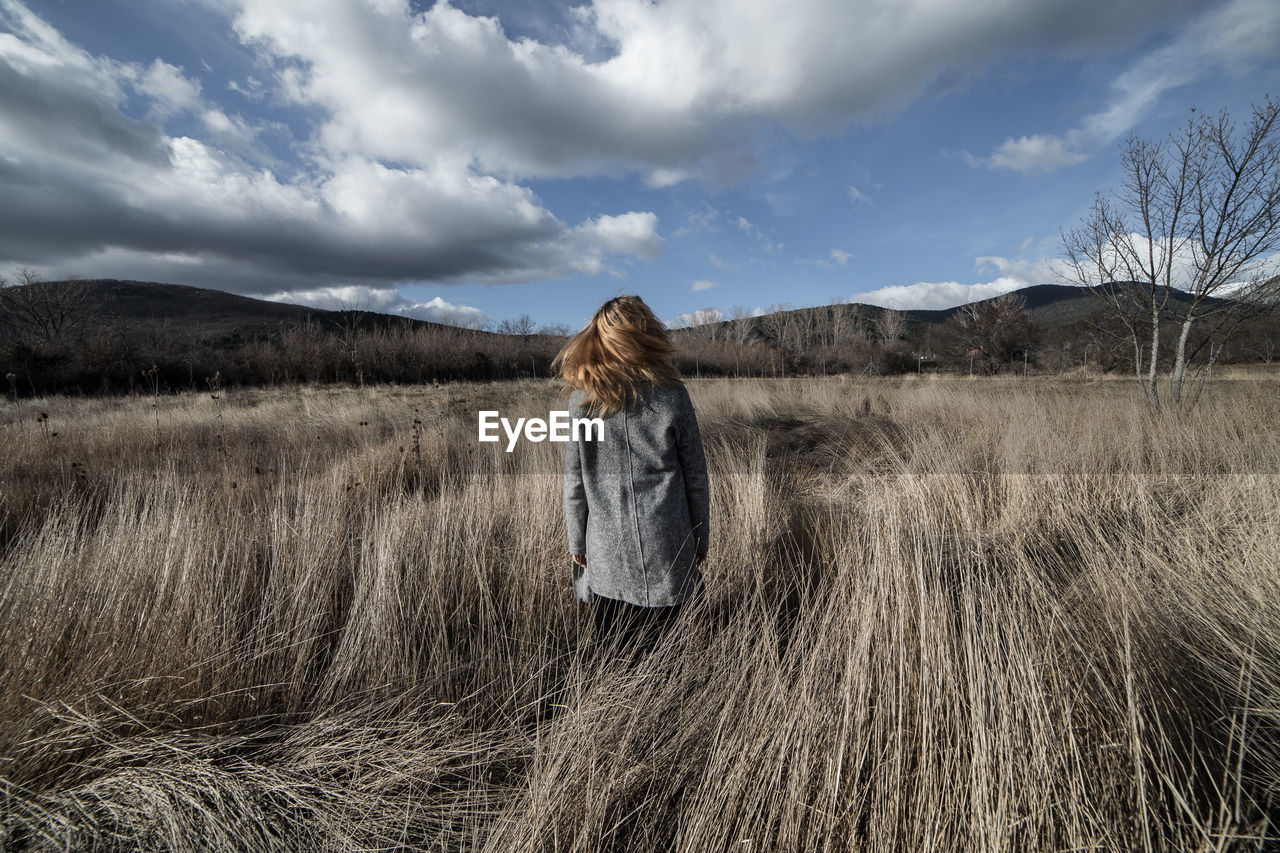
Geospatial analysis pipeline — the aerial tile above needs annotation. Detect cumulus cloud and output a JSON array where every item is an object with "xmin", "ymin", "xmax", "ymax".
[
  {"xmin": 228, "ymin": 0, "xmax": 1202, "ymax": 185},
  {"xmin": 856, "ymin": 276, "xmax": 1030, "ymax": 310},
  {"xmin": 852, "ymin": 252, "xmax": 1075, "ymax": 310},
  {"xmin": 691, "ymin": 278, "xmax": 716, "ymax": 292},
  {"xmin": 262, "ymin": 284, "xmax": 489, "ymax": 328},
  {"xmin": 575, "ymin": 211, "xmax": 663, "ymax": 262},
  {"xmin": 405, "ymin": 296, "xmax": 490, "ymax": 328},
  {"xmin": 136, "ymin": 58, "xmax": 202, "ymax": 118},
  {"xmin": 0, "ymin": 0, "xmax": 1224, "ymax": 300},
  {"xmin": 0, "ymin": 1, "xmax": 665, "ymax": 297}
]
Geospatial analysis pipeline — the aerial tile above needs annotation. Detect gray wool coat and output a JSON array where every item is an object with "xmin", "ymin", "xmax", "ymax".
[{"xmin": 563, "ymin": 380, "xmax": 711, "ymax": 608}]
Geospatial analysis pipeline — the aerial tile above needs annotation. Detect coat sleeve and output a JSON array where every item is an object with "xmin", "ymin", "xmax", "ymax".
[
  {"xmin": 676, "ymin": 386, "xmax": 711, "ymax": 555},
  {"xmin": 563, "ymin": 414, "xmax": 588, "ymax": 555}
]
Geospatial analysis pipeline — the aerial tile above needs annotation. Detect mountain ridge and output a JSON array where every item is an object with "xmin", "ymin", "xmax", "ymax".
[{"xmin": 4, "ymin": 278, "xmax": 1227, "ymax": 343}]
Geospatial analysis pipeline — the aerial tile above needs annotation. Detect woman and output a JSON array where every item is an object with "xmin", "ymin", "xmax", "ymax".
[{"xmin": 554, "ymin": 295, "xmax": 710, "ymax": 660}]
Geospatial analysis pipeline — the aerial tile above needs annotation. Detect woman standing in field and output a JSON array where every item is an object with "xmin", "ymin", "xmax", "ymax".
[{"xmin": 554, "ymin": 295, "xmax": 711, "ymax": 659}]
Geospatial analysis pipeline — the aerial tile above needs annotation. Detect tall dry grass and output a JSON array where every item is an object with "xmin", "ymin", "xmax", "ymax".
[{"xmin": 0, "ymin": 376, "xmax": 1277, "ymax": 851}]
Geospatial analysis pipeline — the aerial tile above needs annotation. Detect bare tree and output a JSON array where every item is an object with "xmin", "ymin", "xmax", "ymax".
[
  {"xmin": 1062, "ymin": 98, "xmax": 1280, "ymax": 409},
  {"xmin": 876, "ymin": 308, "xmax": 906, "ymax": 343},
  {"xmin": 498, "ymin": 314, "xmax": 537, "ymax": 337},
  {"xmin": 779, "ymin": 309, "xmax": 810, "ymax": 368},
  {"xmin": 829, "ymin": 300, "xmax": 861, "ymax": 346},
  {"xmin": 538, "ymin": 322, "xmax": 570, "ymax": 337},
  {"xmin": 722, "ymin": 306, "xmax": 756, "ymax": 376},
  {"xmin": 0, "ymin": 268, "xmax": 93, "ymax": 347},
  {"xmin": 331, "ymin": 293, "xmax": 370, "ymax": 385},
  {"xmin": 941, "ymin": 293, "xmax": 1038, "ymax": 374},
  {"xmin": 674, "ymin": 308, "xmax": 722, "ymax": 377},
  {"xmin": 682, "ymin": 308, "xmax": 723, "ymax": 333},
  {"xmin": 728, "ymin": 305, "xmax": 755, "ymax": 345},
  {"xmin": 753, "ymin": 303, "xmax": 795, "ymax": 376}
]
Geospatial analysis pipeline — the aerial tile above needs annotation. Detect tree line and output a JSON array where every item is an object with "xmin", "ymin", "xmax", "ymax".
[
  {"xmin": 5, "ymin": 267, "xmax": 1280, "ymax": 399},
  {"xmin": 669, "ymin": 293, "xmax": 1280, "ymax": 379},
  {"xmin": 0, "ymin": 275, "xmax": 567, "ymax": 397}
]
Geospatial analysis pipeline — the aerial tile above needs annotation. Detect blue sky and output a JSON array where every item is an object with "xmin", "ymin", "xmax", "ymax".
[{"xmin": 2, "ymin": 0, "xmax": 1278, "ymax": 330}]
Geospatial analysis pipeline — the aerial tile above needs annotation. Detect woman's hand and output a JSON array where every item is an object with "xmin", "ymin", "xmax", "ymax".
[{"xmin": 571, "ymin": 553, "xmax": 587, "ymax": 568}]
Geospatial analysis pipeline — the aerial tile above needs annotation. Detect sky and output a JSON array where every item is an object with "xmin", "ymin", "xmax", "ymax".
[{"xmin": 1, "ymin": 0, "xmax": 1278, "ymax": 331}]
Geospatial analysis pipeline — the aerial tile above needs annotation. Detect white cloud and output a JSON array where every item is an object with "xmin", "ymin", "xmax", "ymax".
[
  {"xmin": 262, "ymin": 284, "xmax": 489, "ymax": 328},
  {"xmin": 691, "ymin": 278, "xmax": 716, "ymax": 292},
  {"xmin": 672, "ymin": 202, "xmax": 720, "ymax": 236},
  {"xmin": 407, "ymin": 295, "xmax": 489, "ymax": 328},
  {"xmin": 227, "ymin": 74, "xmax": 265, "ymax": 100},
  {"xmin": 229, "ymin": 0, "xmax": 1203, "ymax": 185},
  {"xmin": 1044, "ymin": 231, "xmax": 1280, "ymax": 295},
  {"xmin": 136, "ymin": 58, "xmax": 202, "ymax": 118},
  {"xmin": 851, "ymin": 236, "xmax": 1280, "ymax": 312},
  {"xmin": 673, "ymin": 307, "xmax": 723, "ymax": 327},
  {"xmin": 847, "ymin": 185, "xmax": 870, "ymax": 204},
  {"xmin": 0, "ymin": 0, "xmax": 1233, "ymax": 295},
  {"xmin": 263, "ymin": 284, "xmax": 394, "ymax": 312},
  {"xmin": 855, "ymin": 276, "xmax": 1030, "ymax": 310},
  {"xmin": 732, "ymin": 214, "xmax": 780, "ymax": 252},
  {"xmin": 853, "ymin": 252, "xmax": 1074, "ymax": 309},
  {"xmin": 980, "ymin": 0, "xmax": 1280, "ymax": 174},
  {"xmin": 0, "ymin": 2, "xmax": 665, "ymax": 294},
  {"xmin": 986, "ymin": 133, "xmax": 1088, "ymax": 174},
  {"xmin": 575, "ymin": 211, "xmax": 663, "ymax": 261},
  {"xmin": 800, "ymin": 248, "xmax": 853, "ymax": 269},
  {"xmin": 974, "ymin": 254, "xmax": 1071, "ymax": 284}
]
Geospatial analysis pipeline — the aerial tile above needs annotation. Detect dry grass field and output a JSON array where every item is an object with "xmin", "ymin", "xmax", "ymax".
[{"xmin": 1, "ymin": 375, "xmax": 1278, "ymax": 851}]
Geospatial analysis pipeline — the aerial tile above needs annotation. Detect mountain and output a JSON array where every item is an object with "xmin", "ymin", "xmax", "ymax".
[
  {"xmin": 890, "ymin": 283, "xmax": 1103, "ymax": 326},
  {"xmin": 15, "ymin": 278, "xmax": 479, "ymax": 342},
  {"xmin": 675, "ymin": 283, "xmax": 1109, "ymax": 342},
  {"xmin": 687, "ymin": 281, "xmax": 1234, "ymax": 344},
  {"xmin": 6, "ymin": 278, "xmax": 1234, "ymax": 346}
]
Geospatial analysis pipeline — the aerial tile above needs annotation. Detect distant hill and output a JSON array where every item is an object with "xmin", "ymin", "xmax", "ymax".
[
  {"xmin": 89, "ymin": 280, "xmax": 329, "ymax": 336},
  {"xmin": 0, "ymin": 278, "xmax": 565, "ymax": 393},
  {"xmin": 6, "ymin": 277, "xmax": 1235, "ymax": 346},
  {"xmin": 2, "ymin": 277, "xmax": 1270, "ymax": 394},
  {"xmin": 12, "ymin": 278, "xmax": 497, "ymax": 343},
  {"xmin": 673, "ymin": 282, "xmax": 1111, "ymax": 343},
  {"xmin": 888, "ymin": 283, "xmax": 1103, "ymax": 327},
  {"xmin": 685, "ymin": 281, "xmax": 1232, "ymax": 344}
]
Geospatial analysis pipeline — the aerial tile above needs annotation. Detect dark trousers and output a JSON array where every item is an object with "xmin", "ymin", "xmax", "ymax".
[{"xmin": 591, "ymin": 594, "xmax": 683, "ymax": 661}]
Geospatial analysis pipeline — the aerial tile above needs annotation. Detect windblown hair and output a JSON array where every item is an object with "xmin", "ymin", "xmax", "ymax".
[{"xmin": 553, "ymin": 295, "xmax": 680, "ymax": 418}]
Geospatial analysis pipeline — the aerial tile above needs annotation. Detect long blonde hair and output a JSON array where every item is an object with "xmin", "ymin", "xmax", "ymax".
[{"xmin": 552, "ymin": 295, "xmax": 680, "ymax": 417}]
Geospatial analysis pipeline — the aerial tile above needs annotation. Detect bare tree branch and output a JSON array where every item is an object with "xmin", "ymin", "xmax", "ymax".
[{"xmin": 1060, "ymin": 97, "xmax": 1280, "ymax": 410}]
